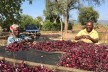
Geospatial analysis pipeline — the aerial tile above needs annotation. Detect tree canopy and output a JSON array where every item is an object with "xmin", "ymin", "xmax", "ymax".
[
  {"xmin": 44, "ymin": 0, "xmax": 104, "ymax": 32},
  {"xmin": 44, "ymin": 0, "xmax": 60, "ymax": 23},
  {"xmin": 53, "ymin": 0, "xmax": 80, "ymax": 32},
  {"xmin": 78, "ymin": 7, "xmax": 99, "ymax": 25},
  {"xmin": 0, "ymin": 0, "xmax": 25, "ymax": 26},
  {"xmin": 0, "ymin": 0, "xmax": 105, "ymax": 31},
  {"xmin": 20, "ymin": 14, "xmax": 33, "ymax": 31}
]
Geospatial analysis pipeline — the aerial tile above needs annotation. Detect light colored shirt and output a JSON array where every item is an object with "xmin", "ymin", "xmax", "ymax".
[
  {"xmin": 7, "ymin": 35, "xmax": 31, "ymax": 44},
  {"xmin": 76, "ymin": 29, "xmax": 99, "ymax": 43}
]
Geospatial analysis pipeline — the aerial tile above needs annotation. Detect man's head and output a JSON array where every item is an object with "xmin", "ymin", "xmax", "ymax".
[
  {"xmin": 10, "ymin": 24, "xmax": 20, "ymax": 36},
  {"xmin": 85, "ymin": 21, "xmax": 93, "ymax": 33}
]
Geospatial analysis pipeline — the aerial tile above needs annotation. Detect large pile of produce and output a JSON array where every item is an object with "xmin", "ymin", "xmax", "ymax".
[
  {"xmin": 31, "ymin": 40, "xmax": 75, "ymax": 52},
  {"xmin": 5, "ymin": 42, "xmax": 31, "ymax": 52},
  {"xmin": 5, "ymin": 41, "xmax": 108, "ymax": 72},
  {"xmin": 0, "ymin": 59, "xmax": 55, "ymax": 72},
  {"xmin": 58, "ymin": 42, "xmax": 108, "ymax": 72},
  {"xmin": 5, "ymin": 40, "xmax": 75, "ymax": 52}
]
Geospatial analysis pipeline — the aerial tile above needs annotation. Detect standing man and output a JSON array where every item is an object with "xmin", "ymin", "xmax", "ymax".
[{"xmin": 75, "ymin": 21, "xmax": 99, "ymax": 43}]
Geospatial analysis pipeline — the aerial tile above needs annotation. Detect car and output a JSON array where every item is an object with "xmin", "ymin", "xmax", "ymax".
[{"xmin": 25, "ymin": 24, "xmax": 40, "ymax": 37}]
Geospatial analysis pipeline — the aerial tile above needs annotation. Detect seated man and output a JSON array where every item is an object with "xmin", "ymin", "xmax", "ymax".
[
  {"xmin": 75, "ymin": 21, "xmax": 99, "ymax": 43},
  {"xmin": 7, "ymin": 24, "xmax": 34, "ymax": 44}
]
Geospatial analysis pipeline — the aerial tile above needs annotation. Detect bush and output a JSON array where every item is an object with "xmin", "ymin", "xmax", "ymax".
[
  {"xmin": 42, "ymin": 20, "xmax": 52, "ymax": 31},
  {"xmin": 42, "ymin": 20, "xmax": 61, "ymax": 31},
  {"xmin": 51, "ymin": 23, "xmax": 61, "ymax": 31}
]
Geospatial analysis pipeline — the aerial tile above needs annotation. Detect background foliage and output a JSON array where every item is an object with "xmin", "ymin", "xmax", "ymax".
[
  {"xmin": 0, "ymin": 0, "xmax": 25, "ymax": 30},
  {"xmin": 0, "ymin": 0, "xmax": 105, "ymax": 32},
  {"xmin": 78, "ymin": 7, "xmax": 99, "ymax": 25}
]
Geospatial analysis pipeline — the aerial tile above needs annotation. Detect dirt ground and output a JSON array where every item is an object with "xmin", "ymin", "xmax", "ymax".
[{"xmin": 40, "ymin": 31, "xmax": 75, "ymax": 40}]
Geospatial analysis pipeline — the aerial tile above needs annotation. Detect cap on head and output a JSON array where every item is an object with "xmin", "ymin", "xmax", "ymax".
[{"xmin": 10, "ymin": 24, "xmax": 19, "ymax": 32}]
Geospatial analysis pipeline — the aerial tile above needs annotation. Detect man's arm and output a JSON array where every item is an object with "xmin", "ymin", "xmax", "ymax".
[
  {"xmin": 90, "ymin": 37, "xmax": 98, "ymax": 43},
  {"xmin": 75, "ymin": 35, "xmax": 83, "ymax": 40},
  {"xmin": 84, "ymin": 35, "xmax": 99, "ymax": 43},
  {"xmin": 75, "ymin": 35, "xmax": 98, "ymax": 43},
  {"xmin": 75, "ymin": 30, "xmax": 84, "ymax": 40}
]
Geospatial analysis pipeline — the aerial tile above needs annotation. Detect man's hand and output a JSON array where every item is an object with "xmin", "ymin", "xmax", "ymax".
[
  {"xmin": 76, "ymin": 35, "xmax": 92, "ymax": 41},
  {"xmin": 75, "ymin": 35, "xmax": 98, "ymax": 43},
  {"xmin": 82, "ymin": 35, "xmax": 91, "ymax": 39}
]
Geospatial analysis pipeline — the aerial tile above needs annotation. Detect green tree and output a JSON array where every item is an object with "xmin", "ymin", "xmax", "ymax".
[
  {"xmin": 0, "ymin": 0, "xmax": 25, "ymax": 28},
  {"xmin": 78, "ymin": 7, "xmax": 99, "ymax": 25},
  {"xmin": 45, "ymin": 0, "xmax": 104, "ymax": 32},
  {"xmin": 42, "ymin": 20, "xmax": 52, "ymax": 31},
  {"xmin": 42, "ymin": 20, "xmax": 61, "ymax": 31},
  {"xmin": 36, "ymin": 16, "xmax": 43, "ymax": 25},
  {"xmin": 33, "ymin": 18, "xmax": 39, "ymax": 28},
  {"xmin": 44, "ymin": 0, "xmax": 60, "ymax": 23},
  {"xmin": 34, "ymin": 16, "xmax": 43, "ymax": 29},
  {"xmin": 20, "ymin": 14, "xmax": 33, "ymax": 31},
  {"xmin": 54, "ymin": 0, "xmax": 80, "ymax": 32},
  {"xmin": 0, "ymin": 0, "xmax": 32, "ymax": 30}
]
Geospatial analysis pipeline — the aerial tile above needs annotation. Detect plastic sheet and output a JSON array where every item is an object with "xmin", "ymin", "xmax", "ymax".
[{"xmin": 0, "ymin": 46, "xmax": 63, "ymax": 65}]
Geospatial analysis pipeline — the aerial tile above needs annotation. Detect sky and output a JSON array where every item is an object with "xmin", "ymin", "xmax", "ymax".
[{"xmin": 21, "ymin": 0, "xmax": 108, "ymax": 21}]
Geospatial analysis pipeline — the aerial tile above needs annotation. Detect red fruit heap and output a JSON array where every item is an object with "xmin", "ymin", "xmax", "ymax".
[
  {"xmin": 4, "ymin": 40, "xmax": 108, "ymax": 72},
  {"xmin": 5, "ymin": 42, "xmax": 30, "ymax": 52},
  {"xmin": 0, "ymin": 59, "xmax": 55, "ymax": 72},
  {"xmin": 31, "ymin": 40, "xmax": 76, "ymax": 52},
  {"xmin": 58, "ymin": 41, "xmax": 108, "ymax": 72}
]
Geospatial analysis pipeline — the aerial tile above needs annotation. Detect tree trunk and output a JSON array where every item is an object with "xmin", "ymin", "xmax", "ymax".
[
  {"xmin": 60, "ymin": 18, "xmax": 63, "ymax": 40},
  {"xmin": 64, "ymin": 0, "xmax": 69, "ymax": 33},
  {"xmin": 64, "ymin": 14, "xmax": 69, "ymax": 33}
]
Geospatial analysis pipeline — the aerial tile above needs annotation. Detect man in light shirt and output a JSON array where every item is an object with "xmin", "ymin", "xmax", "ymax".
[{"xmin": 75, "ymin": 21, "xmax": 99, "ymax": 43}]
